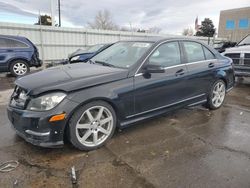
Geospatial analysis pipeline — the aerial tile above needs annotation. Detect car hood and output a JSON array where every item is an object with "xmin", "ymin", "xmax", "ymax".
[
  {"xmin": 224, "ymin": 45, "xmax": 250, "ymax": 53},
  {"xmin": 68, "ymin": 49, "xmax": 86, "ymax": 58},
  {"xmin": 69, "ymin": 48, "xmax": 98, "ymax": 59},
  {"xmin": 16, "ymin": 63, "xmax": 128, "ymax": 95}
]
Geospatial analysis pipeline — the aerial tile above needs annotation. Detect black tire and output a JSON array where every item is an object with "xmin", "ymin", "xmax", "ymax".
[
  {"xmin": 206, "ymin": 79, "xmax": 226, "ymax": 110},
  {"xmin": 10, "ymin": 60, "xmax": 30, "ymax": 77},
  {"xmin": 68, "ymin": 101, "xmax": 117, "ymax": 151}
]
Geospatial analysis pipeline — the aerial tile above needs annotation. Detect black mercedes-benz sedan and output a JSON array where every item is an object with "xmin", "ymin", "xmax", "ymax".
[{"xmin": 7, "ymin": 38, "xmax": 235, "ymax": 150}]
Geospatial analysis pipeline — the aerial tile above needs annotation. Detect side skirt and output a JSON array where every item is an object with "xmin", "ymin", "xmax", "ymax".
[{"xmin": 119, "ymin": 98, "xmax": 207, "ymax": 128}]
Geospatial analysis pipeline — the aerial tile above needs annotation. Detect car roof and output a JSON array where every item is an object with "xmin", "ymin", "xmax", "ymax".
[
  {"xmin": 120, "ymin": 36, "xmax": 207, "ymax": 44},
  {"xmin": 0, "ymin": 34, "xmax": 27, "ymax": 40}
]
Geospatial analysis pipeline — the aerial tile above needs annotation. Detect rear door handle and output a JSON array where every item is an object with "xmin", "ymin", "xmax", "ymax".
[
  {"xmin": 208, "ymin": 62, "xmax": 215, "ymax": 68},
  {"xmin": 175, "ymin": 69, "xmax": 185, "ymax": 76}
]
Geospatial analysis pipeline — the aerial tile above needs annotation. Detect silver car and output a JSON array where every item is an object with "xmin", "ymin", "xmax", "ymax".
[{"xmin": 222, "ymin": 34, "xmax": 250, "ymax": 77}]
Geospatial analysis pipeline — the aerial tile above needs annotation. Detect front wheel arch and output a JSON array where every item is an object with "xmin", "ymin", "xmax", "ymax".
[
  {"xmin": 8, "ymin": 58, "xmax": 30, "ymax": 70},
  {"xmin": 64, "ymin": 98, "xmax": 120, "ymax": 138},
  {"xmin": 66, "ymin": 100, "xmax": 117, "ymax": 150}
]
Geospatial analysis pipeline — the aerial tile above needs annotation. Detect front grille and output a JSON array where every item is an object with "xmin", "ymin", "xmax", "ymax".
[
  {"xmin": 244, "ymin": 53, "xmax": 250, "ymax": 66},
  {"xmin": 224, "ymin": 53, "xmax": 240, "ymax": 65},
  {"xmin": 245, "ymin": 53, "xmax": 250, "ymax": 58},
  {"xmin": 10, "ymin": 86, "xmax": 28, "ymax": 109}
]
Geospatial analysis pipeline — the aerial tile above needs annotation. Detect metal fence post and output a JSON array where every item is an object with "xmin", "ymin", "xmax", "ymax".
[
  {"xmin": 39, "ymin": 26, "xmax": 45, "ymax": 64},
  {"xmin": 85, "ymin": 30, "xmax": 88, "ymax": 47},
  {"xmin": 39, "ymin": 11, "xmax": 45, "ymax": 64}
]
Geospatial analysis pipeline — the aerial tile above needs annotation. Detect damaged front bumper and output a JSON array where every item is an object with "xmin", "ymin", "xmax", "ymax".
[{"xmin": 7, "ymin": 98, "xmax": 79, "ymax": 148}]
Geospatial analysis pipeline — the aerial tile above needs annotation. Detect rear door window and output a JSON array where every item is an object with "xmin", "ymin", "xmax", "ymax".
[
  {"xmin": 183, "ymin": 42, "xmax": 205, "ymax": 63},
  {"xmin": 203, "ymin": 47, "xmax": 215, "ymax": 60},
  {"xmin": 0, "ymin": 37, "xmax": 29, "ymax": 48},
  {"xmin": 0, "ymin": 38, "xmax": 8, "ymax": 48}
]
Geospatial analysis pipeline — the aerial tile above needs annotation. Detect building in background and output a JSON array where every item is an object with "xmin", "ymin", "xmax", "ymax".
[{"xmin": 218, "ymin": 7, "xmax": 250, "ymax": 42}]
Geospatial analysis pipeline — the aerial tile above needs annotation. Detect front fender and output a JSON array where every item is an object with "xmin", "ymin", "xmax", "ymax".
[{"xmin": 67, "ymin": 78, "xmax": 134, "ymax": 121}]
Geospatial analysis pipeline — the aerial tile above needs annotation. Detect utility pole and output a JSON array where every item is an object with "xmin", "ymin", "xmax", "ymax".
[
  {"xmin": 58, "ymin": 0, "xmax": 61, "ymax": 27},
  {"xmin": 50, "ymin": 0, "xmax": 55, "ymax": 26}
]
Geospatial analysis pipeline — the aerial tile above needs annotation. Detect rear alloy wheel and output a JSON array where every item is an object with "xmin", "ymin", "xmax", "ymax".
[
  {"xmin": 68, "ymin": 101, "xmax": 116, "ymax": 151},
  {"xmin": 207, "ymin": 80, "xmax": 226, "ymax": 110},
  {"xmin": 10, "ymin": 60, "xmax": 30, "ymax": 77}
]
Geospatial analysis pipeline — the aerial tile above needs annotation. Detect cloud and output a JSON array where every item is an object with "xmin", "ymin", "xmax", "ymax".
[
  {"xmin": 0, "ymin": 0, "xmax": 250, "ymax": 34},
  {"xmin": 0, "ymin": 1, "xmax": 36, "ymax": 17}
]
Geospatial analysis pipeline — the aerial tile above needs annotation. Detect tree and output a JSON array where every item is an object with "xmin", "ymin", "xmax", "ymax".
[
  {"xmin": 182, "ymin": 27, "xmax": 194, "ymax": 36},
  {"xmin": 88, "ymin": 10, "xmax": 118, "ymax": 30},
  {"xmin": 35, "ymin": 14, "xmax": 52, "ymax": 26},
  {"xmin": 137, "ymin": 29, "xmax": 146, "ymax": 33},
  {"xmin": 148, "ymin": 27, "xmax": 161, "ymax": 34},
  {"xmin": 195, "ymin": 18, "xmax": 215, "ymax": 37}
]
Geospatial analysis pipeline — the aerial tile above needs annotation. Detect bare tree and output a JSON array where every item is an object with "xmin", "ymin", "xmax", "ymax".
[
  {"xmin": 182, "ymin": 27, "xmax": 194, "ymax": 36},
  {"xmin": 148, "ymin": 27, "xmax": 162, "ymax": 34},
  {"xmin": 88, "ymin": 10, "xmax": 118, "ymax": 30}
]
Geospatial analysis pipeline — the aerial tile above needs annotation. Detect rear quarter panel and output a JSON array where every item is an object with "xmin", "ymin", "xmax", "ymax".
[{"xmin": 215, "ymin": 57, "xmax": 234, "ymax": 90}]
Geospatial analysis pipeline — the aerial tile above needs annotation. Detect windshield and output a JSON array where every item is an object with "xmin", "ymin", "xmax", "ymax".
[
  {"xmin": 91, "ymin": 41, "xmax": 153, "ymax": 68},
  {"xmin": 87, "ymin": 44, "xmax": 105, "ymax": 53},
  {"xmin": 238, "ymin": 35, "xmax": 250, "ymax": 46}
]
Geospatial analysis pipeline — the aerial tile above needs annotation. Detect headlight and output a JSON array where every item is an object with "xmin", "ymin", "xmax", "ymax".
[
  {"xmin": 70, "ymin": 55, "xmax": 80, "ymax": 61},
  {"xmin": 27, "ymin": 92, "xmax": 66, "ymax": 111}
]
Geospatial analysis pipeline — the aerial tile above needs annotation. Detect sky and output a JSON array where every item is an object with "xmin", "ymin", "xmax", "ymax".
[{"xmin": 0, "ymin": 0, "xmax": 249, "ymax": 34}]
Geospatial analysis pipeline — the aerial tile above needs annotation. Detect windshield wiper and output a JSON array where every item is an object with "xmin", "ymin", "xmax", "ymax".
[
  {"xmin": 94, "ymin": 60, "xmax": 116, "ymax": 67},
  {"xmin": 88, "ymin": 59, "xmax": 95, "ymax": 64}
]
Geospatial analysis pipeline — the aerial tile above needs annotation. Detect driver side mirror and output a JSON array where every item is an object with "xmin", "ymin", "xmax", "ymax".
[{"xmin": 143, "ymin": 64, "xmax": 165, "ymax": 74}]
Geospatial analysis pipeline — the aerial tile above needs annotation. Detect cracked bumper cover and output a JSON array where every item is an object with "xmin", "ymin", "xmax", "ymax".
[{"xmin": 7, "ymin": 98, "xmax": 79, "ymax": 148}]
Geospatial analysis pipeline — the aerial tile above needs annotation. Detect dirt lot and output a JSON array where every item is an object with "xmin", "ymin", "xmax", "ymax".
[{"xmin": 0, "ymin": 73, "xmax": 250, "ymax": 188}]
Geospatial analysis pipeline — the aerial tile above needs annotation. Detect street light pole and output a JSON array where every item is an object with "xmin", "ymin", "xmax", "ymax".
[{"xmin": 58, "ymin": 0, "xmax": 61, "ymax": 27}]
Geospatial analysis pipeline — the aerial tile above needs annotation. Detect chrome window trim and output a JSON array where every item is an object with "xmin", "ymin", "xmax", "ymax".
[
  {"xmin": 134, "ymin": 59, "xmax": 217, "ymax": 77},
  {"xmin": 162, "ymin": 64, "xmax": 185, "ymax": 69},
  {"xmin": 185, "ymin": 59, "xmax": 217, "ymax": 66},
  {"xmin": 126, "ymin": 93, "xmax": 206, "ymax": 118},
  {"xmin": 134, "ymin": 39, "xmax": 217, "ymax": 77}
]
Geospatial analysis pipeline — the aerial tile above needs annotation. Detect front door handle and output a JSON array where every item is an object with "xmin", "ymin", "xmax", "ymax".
[
  {"xmin": 175, "ymin": 69, "xmax": 185, "ymax": 76},
  {"xmin": 208, "ymin": 62, "xmax": 215, "ymax": 68}
]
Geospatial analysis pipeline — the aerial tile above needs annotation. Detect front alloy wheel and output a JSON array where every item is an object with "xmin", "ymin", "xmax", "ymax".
[{"xmin": 68, "ymin": 101, "xmax": 116, "ymax": 150}]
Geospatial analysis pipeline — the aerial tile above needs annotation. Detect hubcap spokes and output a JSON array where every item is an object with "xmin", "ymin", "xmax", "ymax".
[
  {"xmin": 76, "ymin": 106, "xmax": 113, "ymax": 147},
  {"xmin": 13, "ymin": 63, "xmax": 27, "ymax": 75},
  {"xmin": 212, "ymin": 82, "xmax": 225, "ymax": 108}
]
